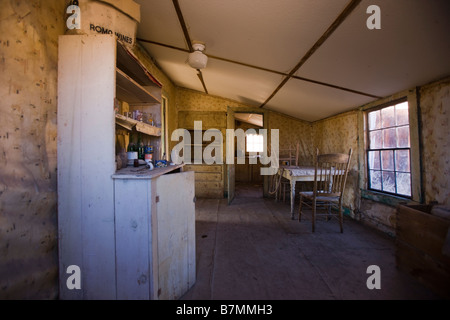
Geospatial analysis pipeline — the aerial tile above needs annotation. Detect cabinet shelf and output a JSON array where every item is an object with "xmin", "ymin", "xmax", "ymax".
[
  {"xmin": 115, "ymin": 113, "xmax": 161, "ymax": 136},
  {"xmin": 116, "ymin": 68, "xmax": 160, "ymax": 105}
]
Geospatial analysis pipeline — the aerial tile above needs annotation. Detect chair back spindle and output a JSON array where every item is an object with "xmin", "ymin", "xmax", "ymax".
[{"xmin": 299, "ymin": 148, "xmax": 352, "ymax": 232}]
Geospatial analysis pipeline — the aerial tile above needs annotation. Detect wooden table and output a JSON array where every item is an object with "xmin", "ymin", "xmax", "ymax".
[{"xmin": 276, "ymin": 166, "xmax": 317, "ymax": 219}]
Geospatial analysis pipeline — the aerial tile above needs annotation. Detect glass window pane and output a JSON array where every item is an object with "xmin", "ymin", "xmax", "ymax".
[
  {"xmin": 369, "ymin": 170, "xmax": 382, "ymax": 190},
  {"xmin": 381, "ymin": 106, "xmax": 395, "ymax": 128},
  {"xmin": 382, "ymin": 171, "xmax": 396, "ymax": 193},
  {"xmin": 368, "ymin": 110, "xmax": 381, "ymax": 130},
  {"xmin": 395, "ymin": 150, "xmax": 410, "ymax": 172},
  {"xmin": 397, "ymin": 126, "xmax": 410, "ymax": 148},
  {"xmin": 246, "ymin": 134, "xmax": 264, "ymax": 152},
  {"xmin": 381, "ymin": 150, "xmax": 394, "ymax": 171},
  {"xmin": 396, "ymin": 172, "xmax": 411, "ymax": 196},
  {"xmin": 383, "ymin": 128, "xmax": 396, "ymax": 148},
  {"xmin": 395, "ymin": 102, "xmax": 409, "ymax": 126},
  {"xmin": 367, "ymin": 102, "xmax": 413, "ymax": 198},
  {"xmin": 370, "ymin": 130, "xmax": 383, "ymax": 149},
  {"xmin": 368, "ymin": 151, "xmax": 380, "ymax": 169}
]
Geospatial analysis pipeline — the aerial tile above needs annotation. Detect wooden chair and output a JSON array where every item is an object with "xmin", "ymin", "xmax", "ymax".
[
  {"xmin": 279, "ymin": 142, "xmax": 300, "ymax": 167},
  {"xmin": 279, "ymin": 177, "xmax": 290, "ymax": 202},
  {"xmin": 276, "ymin": 142, "xmax": 300, "ymax": 202},
  {"xmin": 298, "ymin": 148, "xmax": 352, "ymax": 233}
]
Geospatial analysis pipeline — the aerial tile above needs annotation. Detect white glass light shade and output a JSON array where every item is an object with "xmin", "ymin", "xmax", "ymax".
[{"xmin": 188, "ymin": 50, "xmax": 208, "ymax": 69}]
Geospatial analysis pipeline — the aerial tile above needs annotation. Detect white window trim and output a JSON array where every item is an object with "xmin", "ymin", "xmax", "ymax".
[{"xmin": 358, "ymin": 88, "xmax": 423, "ymax": 205}]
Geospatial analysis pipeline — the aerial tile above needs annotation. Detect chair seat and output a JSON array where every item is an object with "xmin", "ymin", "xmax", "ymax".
[{"xmin": 299, "ymin": 191, "xmax": 340, "ymax": 203}]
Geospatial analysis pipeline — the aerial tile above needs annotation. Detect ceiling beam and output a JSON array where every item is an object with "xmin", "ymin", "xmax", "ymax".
[
  {"xmin": 172, "ymin": 0, "xmax": 208, "ymax": 94},
  {"xmin": 197, "ymin": 70, "xmax": 209, "ymax": 94},
  {"xmin": 137, "ymin": 38, "xmax": 380, "ymax": 99},
  {"xmin": 259, "ymin": 0, "xmax": 363, "ymax": 108},
  {"xmin": 172, "ymin": 0, "xmax": 193, "ymax": 52}
]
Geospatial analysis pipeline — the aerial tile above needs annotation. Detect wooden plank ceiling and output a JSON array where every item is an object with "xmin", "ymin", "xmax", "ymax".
[{"xmin": 135, "ymin": 0, "xmax": 450, "ymax": 122}]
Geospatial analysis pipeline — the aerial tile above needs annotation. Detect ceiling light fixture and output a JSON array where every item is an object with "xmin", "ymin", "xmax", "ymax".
[{"xmin": 188, "ymin": 41, "xmax": 208, "ymax": 69}]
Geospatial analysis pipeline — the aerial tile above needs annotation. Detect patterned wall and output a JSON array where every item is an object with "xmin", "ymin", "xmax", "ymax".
[
  {"xmin": 420, "ymin": 78, "xmax": 450, "ymax": 206},
  {"xmin": 175, "ymin": 88, "xmax": 314, "ymax": 163}
]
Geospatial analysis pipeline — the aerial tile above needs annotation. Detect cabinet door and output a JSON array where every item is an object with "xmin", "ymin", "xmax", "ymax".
[
  {"xmin": 58, "ymin": 34, "xmax": 116, "ymax": 299},
  {"xmin": 155, "ymin": 171, "xmax": 196, "ymax": 299},
  {"xmin": 114, "ymin": 179, "xmax": 154, "ymax": 300}
]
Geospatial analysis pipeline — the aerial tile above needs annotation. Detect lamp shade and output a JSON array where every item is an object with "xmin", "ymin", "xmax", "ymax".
[{"xmin": 188, "ymin": 43, "xmax": 208, "ymax": 69}]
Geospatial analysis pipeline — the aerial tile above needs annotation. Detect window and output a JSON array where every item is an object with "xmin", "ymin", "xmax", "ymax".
[
  {"xmin": 246, "ymin": 133, "xmax": 264, "ymax": 153},
  {"xmin": 366, "ymin": 100, "xmax": 411, "ymax": 197}
]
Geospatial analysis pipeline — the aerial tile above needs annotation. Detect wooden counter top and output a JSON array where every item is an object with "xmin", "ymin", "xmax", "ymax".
[{"xmin": 112, "ymin": 163, "xmax": 185, "ymax": 180}]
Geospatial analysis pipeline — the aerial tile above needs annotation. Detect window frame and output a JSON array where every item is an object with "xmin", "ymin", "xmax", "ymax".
[
  {"xmin": 358, "ymin": 88, "xmax": 423, "ymax": 205},
  {"xmin": 366, "ymin": 97, "xmax": 412, "ymax": 198}
]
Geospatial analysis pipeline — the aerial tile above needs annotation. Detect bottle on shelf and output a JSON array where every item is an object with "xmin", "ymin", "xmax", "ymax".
[
  {"xmin": 144, "ymin": 143, "xmax": 153, "ymax": 163},
  {"xmin": 127, "ymin": 142, "xmax": 136, "ymax": 152},
  {"xmin": 148, "ymin": 113, "xmax": 154, "ymax": 126},
  {"xmin": 126, "ymin": 141, "xmax": 137, "ymax": 167},
  {"xmin": 137, "ymin": 134, "xmax": 145, "ymax": 160}
]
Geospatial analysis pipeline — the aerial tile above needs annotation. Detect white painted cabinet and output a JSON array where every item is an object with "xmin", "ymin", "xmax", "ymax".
[
  {"xmin": 57, "ymin": 34, "xmax": 195, "ymax": 299},
  {"xmin": 113, "ymin": 167, "xmax": 196, "ymax": 300}
]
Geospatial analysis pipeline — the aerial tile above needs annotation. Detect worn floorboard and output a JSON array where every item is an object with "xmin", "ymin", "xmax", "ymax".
[{"xmin": 182, "ymin": 183, "xmax": 440, "ymax": 300}]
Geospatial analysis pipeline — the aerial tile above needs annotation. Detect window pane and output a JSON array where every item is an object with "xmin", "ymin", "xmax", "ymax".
[
  {"xmin": 246, "ymin": 134, "xmax": 264, "ymax": 152},
  {"xmin": 382, "ymin": 171, "xmax": 396, "ymax": 193},
  {"xmin": 395, "ymin": 102, "xmax": 409, "ymax": 126},
  {"xmin": 368, "ymin": 110, "xmax": 381, "ymax": 130},
  {"xmin": 381, "ymin": 106, "xmax": 395, "ymax": 128},
  {"xmin": 397, "ymin": 126, "xmax": 410, "ymax": 148},
  {"xmin": 370, "ymin": 130, "xmax": 383, "ymax": 149},
  {"xmin": 368, "ymin": 151, "xmax": 380, "ymax": 169},
  {"xmin": 383, "ymin": 128, "xmax": 396, "ymax": 148},
  {"xmin": 395, "ymin": 150, "xmax": 410, "ymax": 172},
  {"xmin": 369, "ymin": 170, "xmax": 382, "ymax": 190},
  {"xmin": 381, "ymin": 150, "xmax": 394, "ymax": 171},
  {"xmin": 366, "ymin": 101, "xmax": 412, "ymax": 198},
  {"xmin": 396, "ymin": 172, "xmax": 411, "ymax": 196}
]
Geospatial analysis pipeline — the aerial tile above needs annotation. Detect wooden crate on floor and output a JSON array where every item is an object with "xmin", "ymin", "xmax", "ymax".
[{"xmin": 396, "ymin": 204, "xmax": 450, "ymax": 299}]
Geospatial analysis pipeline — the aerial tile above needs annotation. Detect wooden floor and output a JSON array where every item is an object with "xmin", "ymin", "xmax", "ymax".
[{"xmin": 181, "ymin": 183, "xmax": 440, "ymax": 300}]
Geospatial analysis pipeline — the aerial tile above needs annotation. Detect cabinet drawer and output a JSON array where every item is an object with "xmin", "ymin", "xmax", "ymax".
[{"xmin": 184, "ymin": 164, "xmax": 222, "ymax": 173}]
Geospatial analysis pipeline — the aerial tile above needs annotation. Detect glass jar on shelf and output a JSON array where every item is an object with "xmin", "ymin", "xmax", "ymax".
[{"xmin": 148, "ymin": 113, "xmax": 154, "ymax": 126}]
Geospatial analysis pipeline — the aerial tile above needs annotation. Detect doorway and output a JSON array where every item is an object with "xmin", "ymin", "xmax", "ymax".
[{"xmin": 234, "ymin": 113, "xmax": 264, "ymax": 199}]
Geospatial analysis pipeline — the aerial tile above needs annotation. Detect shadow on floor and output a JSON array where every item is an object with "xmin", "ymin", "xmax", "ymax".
[{"xmin": 235, "ymin": 182, "xmax": 264, "ymax": 199}]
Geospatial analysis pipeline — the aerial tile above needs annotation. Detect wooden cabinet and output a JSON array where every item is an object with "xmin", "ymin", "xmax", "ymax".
[
  {"xmin": 396, "ymin": 204, "xmax": 450, "ymax": 298},
  {"xmin": 184, "ymin": 164, "xmax": 224, "ymax": 198},
  {"xmin": 113, "ymin": 166, "xmax": 195, "ymax": 300},
  {"xmin": 57, "ymin": 34, "xmax": 195, "ymax": 299}
]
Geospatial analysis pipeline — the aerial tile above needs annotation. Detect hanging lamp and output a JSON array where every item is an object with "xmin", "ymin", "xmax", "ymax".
[{"xmin": 188, "ymin": 42, "xmax": 208, "ymax": 69}]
